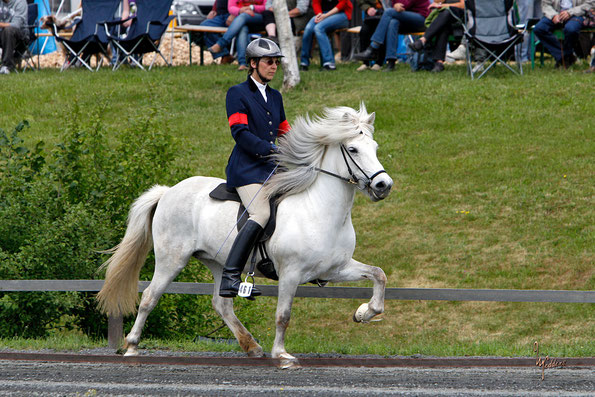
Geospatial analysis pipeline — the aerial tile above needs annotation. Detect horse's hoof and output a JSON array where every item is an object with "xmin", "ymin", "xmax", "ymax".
[
  {"xmin": 247, "ymin": 346, "xmax": 265, "ymax": 357},
  {"xmin": 353, "ymin": 303, "xmax": 370, "ymax": 323},
  {"xmin": 124, "ymin": 348, "xmax": 139, "ymax": 357},
  {"xmin": 278, "ymin": 353, "xmax": 301, "ymax": 369}
]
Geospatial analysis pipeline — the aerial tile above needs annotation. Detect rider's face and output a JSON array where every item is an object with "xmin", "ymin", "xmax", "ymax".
[{"xmin": 252, "ymin": 57, "xmax": 280, "ymax": 83}]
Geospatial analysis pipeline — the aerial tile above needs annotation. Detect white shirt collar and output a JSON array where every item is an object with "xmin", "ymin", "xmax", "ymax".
[{"xmin": 250, "ymin": 76, "xmax": 268, "ymax": 102}]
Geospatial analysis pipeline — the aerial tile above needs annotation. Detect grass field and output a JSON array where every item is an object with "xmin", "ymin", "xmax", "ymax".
[{"xmin": 0, "ymin": 60, "xmax": 593, "ymax": 357}]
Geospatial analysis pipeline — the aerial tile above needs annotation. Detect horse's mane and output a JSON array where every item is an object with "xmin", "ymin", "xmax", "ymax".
[{"xmin": 264, "ymin": 103, "xmax": 375, "ymax": 200}]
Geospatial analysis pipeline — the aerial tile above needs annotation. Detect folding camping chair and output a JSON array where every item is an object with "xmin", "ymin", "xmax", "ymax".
[
  {"xmin": 458, "ymin": 0, "xmax": 525, "ymax": 80},
  {"xmin": 105, "ymin": 0, "xmax": 175, "ymax": 71},
  {"xmin": 50, "ymin": 0, "xmax": 120, "ymax": 71},
  {"xmin": 14, "ymin": 3, "xmax": 40, "ymax": 72}
]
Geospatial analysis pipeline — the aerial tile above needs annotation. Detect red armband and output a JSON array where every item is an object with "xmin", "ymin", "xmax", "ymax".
[
  {"xmin": 278, "ymin": 120, "xmax": 290, "ymax": 135},
  {"xmin": 228, "ymin": 112, "xmax": 248, "ymax": 127}
]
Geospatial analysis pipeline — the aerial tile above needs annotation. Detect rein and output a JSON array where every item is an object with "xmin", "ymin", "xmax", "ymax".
[{"xmin": 315, "ymin": 144, "xmax": 387, "ymax": 190}]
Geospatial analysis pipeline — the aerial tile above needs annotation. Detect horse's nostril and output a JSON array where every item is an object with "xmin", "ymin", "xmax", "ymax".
[{"xmin": 375, "ymin": 181, "xmax": 386, "ymax": 190}]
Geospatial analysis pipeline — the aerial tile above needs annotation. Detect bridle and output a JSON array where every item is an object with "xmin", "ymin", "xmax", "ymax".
[{"xmin": 315, "ymin": 142, "xmax": 387, "ymax": 191}]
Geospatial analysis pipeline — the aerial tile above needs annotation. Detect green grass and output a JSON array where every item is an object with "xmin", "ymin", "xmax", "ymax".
[{"xmin": 0, "ymin": 60, "xmax": 593, "ymax": 357}]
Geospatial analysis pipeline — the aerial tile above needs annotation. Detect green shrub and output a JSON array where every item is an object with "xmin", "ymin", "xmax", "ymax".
[{"xmin": 0, "ymin": 98, "xmax": 223, "ymax": 339}]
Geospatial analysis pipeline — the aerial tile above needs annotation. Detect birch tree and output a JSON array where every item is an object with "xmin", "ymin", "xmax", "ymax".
[{"xmin": 272, "ymin": 0, "xmax": 300, "ymax": 91}]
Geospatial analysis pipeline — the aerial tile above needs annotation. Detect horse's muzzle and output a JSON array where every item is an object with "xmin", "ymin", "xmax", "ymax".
[{"xmin": 368, "ymin": 174, "xmax": 393, "ymax": 201}]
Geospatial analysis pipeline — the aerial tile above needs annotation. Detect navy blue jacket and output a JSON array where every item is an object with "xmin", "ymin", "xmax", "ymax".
[{"xmin": 225, "ymin": 77, "xmax": 290, "ymax": 188}]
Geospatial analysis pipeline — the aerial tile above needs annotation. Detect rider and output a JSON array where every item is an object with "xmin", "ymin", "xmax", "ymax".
[{"xmin": 219, "ymin": 38, "xmax": 290, "ymax": 299}]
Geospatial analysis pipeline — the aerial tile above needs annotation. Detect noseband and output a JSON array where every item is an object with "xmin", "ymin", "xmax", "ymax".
[{"xmin": 315, "ymin": 144, "xmax": 387, "ymax": 190}]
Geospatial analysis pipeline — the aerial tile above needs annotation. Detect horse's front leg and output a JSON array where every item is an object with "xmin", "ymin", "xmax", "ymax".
[
  {"xmin": 271, "ymin": 276, "xmax": 300, "ymax": 369},
  {"xmin": 332, "ymin": 259, "xmax": 386, "ymax": 323}
]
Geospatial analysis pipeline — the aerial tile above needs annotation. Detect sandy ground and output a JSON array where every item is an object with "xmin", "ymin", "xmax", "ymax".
[
  {"xmin": 34, "ymin": 35, "xmax": 216, "ymax": 69},
  {"xmin": 0, "ymin": 358, "xmax": 593, "ymax": 396}
]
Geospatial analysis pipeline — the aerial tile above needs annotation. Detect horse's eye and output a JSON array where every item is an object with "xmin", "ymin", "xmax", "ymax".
[{"xmin": 348, "ymin": 147, "xmax": 358, "ymax": 154}]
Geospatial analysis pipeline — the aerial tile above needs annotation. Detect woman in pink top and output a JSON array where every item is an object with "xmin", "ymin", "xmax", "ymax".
[{"xmin": 209, "ymin": 0, "xmax": 267, "ymax": 70}]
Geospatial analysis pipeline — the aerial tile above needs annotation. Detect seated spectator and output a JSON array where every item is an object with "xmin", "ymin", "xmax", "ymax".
[
  {"xmin": 354, "ymin": 0, "xmax": 430, "ymax": 71},
  {"xmin": 408, "ymin": 0, "xmax": 465, "ymax": 73},
  {"xmin": 262, "ymin": 0, "xmax": 314, "ymax": 41},
  {"xmin": 300, "ymin": 0, "xmax": 353, "ymax": 70},
  {"xmin": 209, "ymin": 0, "xmax": 267, "ymax": 71},
  {"xmin": 354, "ymin": 0, "xmax": 387, "ymax": 71},
  {"xmin": 533, "ymin": 0, "xmax": 594, "ymax": 69},
  {"xmin": 516, "ymin": 0, "xmax": 542, "ymax": 63},
  {"xmin": 201, "ymin": 0, "xmax": 235, "ymax": 64},
  {"xmin": 0, "ymin": 0, "xmax": 28, "ymax": 74}
]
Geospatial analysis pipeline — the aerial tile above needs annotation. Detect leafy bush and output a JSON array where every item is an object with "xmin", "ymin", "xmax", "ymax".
[{"xmin": 0, "ymin": 99, "xmax": 223, "ymax": 339}]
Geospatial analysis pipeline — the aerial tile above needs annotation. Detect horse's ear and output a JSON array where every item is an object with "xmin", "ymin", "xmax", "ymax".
[{"xmin": 367, "ymin": 112, "xmax": 376, "ymax": 125}]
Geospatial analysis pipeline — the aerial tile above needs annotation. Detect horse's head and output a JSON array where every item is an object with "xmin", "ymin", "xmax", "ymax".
[
  {"xmin": 335, "ymin": 104, "xmax": 393, "ymax": 201},
  {"xmin": 266, "ymin": 103, "xmax": 393, "ymax": 201}
]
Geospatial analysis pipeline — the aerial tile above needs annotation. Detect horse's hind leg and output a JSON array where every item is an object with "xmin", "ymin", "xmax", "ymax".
[
  {"xmin": 124, "ymin": 251, "xmax": 190, "ymax": 356},
  {"xmin": 332, "ymin": 259, "xmax": 387, "ymax": 323},
  {"xmin": 207, "ymin": 264, "xmax": 264, "ymax": 357}
]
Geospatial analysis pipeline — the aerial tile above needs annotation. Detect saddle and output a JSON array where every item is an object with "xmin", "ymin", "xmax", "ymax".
[
  {"xmin": 209, "ymin": 183, "xmax": 328, "ymax": 286},
  {"xmin": 209, "ymin": 183, "xmax": 279, "ymax": 280}
]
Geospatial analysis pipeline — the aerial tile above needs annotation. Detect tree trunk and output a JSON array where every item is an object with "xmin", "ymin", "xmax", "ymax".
[{"xmin": 272, "ymin": 0, "xmax": 300, "ymax": 91}]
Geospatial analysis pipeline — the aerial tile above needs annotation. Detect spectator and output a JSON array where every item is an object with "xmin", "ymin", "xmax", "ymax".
[
  {"xmin": 408, "ymin": 0, "xmax": 465, "ymax": 73},
  {"xmin": 0, "ymin": 0, "xmax": 28, "ymax": 74},
  {"xmin": 517, "ymin": 0, "xmax": 542, "ymax": 62},
  {"xmin": 200, "ymin": 0, "xmax": 235, "ymax": 64},
  {"xmin": 262, "ymin": 0, "xmax": 314, "ymax": 41},
  {"xmin": 354, "ymin": 0, "xmax": 387, "ymax": 70},
  {"xmin": 209, "ymin": 0, "xmax": 267, "ymax": 71},
  {"xmin": 354, "ymin": 0, "xmax": 430, "ymax": 71},
  {"xmin": 300, "ymin": 0, "xmax": 353, "ymax": 70},
  {"xmin": 533, "ymin": 0, "xmax": 594, "ymax": 68}
]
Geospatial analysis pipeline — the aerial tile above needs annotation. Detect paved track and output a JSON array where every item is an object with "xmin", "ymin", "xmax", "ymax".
[{"xmin": 0, "ymin": 352, "xmax": 593, "ymax": 396}]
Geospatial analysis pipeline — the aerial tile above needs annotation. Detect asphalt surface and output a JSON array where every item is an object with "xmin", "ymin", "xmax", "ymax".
[{"xmin": 0, "ymin": 353, "xmax": 593, "ymax": 396}]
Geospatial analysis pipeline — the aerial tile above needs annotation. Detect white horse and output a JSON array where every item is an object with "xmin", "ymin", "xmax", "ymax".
[{"xmin": 97, "ymin": 104, "xmax": 393, "ymax": 368}]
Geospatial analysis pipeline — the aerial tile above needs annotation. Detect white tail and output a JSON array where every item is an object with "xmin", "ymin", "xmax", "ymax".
[{"xmin": 96, "ymin": 185, "xmax": 170, "ymax": 317}]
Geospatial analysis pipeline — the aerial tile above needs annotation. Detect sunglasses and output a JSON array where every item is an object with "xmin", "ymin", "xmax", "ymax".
[{"xmin": 262, "ymin": 58, "xmax": 281, "ymax": 66}]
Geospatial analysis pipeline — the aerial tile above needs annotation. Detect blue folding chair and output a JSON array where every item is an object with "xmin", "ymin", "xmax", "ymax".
[
  {"xmin": 15, "ymin": 3, "xmax": 39, "ymax": 72},
  {"xmin": 105, "ymin": 0, "xmax": 175, "ymax": 71},
  {"xmin": 50, "ymin": 0, "xmax": 120, "ymax": 71}
]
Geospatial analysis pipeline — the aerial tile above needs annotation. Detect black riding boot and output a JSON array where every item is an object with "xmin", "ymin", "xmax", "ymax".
[{"xmin": 219, "ymin": 220, "xmax": 263, "ymax": 298}]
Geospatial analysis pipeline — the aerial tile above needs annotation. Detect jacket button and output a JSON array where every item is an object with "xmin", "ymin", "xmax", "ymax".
[{"xmin": 268, "ymin": 121, "xmax": 272, "ymax": 125}]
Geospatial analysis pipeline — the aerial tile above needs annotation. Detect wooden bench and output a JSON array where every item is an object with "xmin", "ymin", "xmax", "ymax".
[{"xmin": 174, "ymin": 24, "xmax": 229, "ymax": 65}]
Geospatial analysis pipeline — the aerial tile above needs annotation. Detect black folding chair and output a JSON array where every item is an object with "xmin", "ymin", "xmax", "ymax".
[
  {"xmin": 50, "ymin": 0, "xmax": 120, "ymax": 71},
  {"xmin": 458, "ymin": 0, "xmax": 526, "ymax": 79},
  {"xmin": 105, "ymin": 0, "xmax": 175, "ymax": 71},
  {"xmin": 14, "ymin": 3, "xmax": 39, "ymax": 72}
]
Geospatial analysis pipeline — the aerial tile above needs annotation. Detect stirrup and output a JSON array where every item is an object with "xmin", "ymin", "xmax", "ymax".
[{"xmin": 238, "ymin": 272, "xmax": 262, "ymax": 299}]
